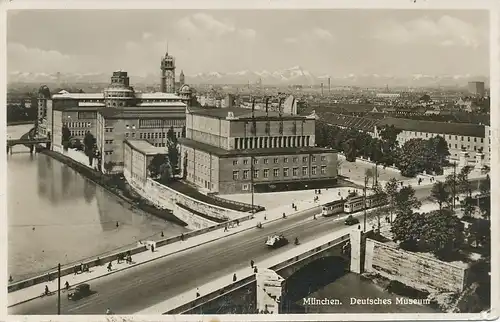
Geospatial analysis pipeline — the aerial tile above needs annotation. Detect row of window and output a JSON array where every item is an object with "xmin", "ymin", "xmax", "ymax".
[
  {"xmin": 65, "ymin": 122, "xmax": 92, "ymax": 128},
  {"xmin": 70, "ymin": 131, "xmax": 86, "ymax": 137},
  {"xmin": 408, "ymin": 131, "xmax": 484, "ymax": 143},
  {"xmin": 232, "ymin": 155, "xmax": 326, "ymax": 166},
  {"xmin": 232, "ymin": 165, "xmax": 327, "ymax": 180}
]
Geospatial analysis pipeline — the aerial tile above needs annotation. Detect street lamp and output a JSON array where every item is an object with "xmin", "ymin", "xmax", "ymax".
[{"xmin": 363, "ymin": 175, "xmax": 368, "ymax": 232}]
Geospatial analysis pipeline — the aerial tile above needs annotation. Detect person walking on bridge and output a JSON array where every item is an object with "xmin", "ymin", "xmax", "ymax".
[
  {"xmin": 250, "ymin": 260, "xmax": 254, "ymax": 268},
  {"xmin": 233, "ymin": 273, "xmax": 237, "ymax": 282}
]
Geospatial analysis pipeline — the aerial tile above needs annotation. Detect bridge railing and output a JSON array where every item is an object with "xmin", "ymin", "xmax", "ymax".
[{"xmin": 164, "ymin": 233, "xmax": 351, "ymax": 314}]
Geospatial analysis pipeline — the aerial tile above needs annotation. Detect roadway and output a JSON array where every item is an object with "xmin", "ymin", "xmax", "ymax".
[{"xmin": 9, "ymin": 182, "xmax": 479, "ymax": 315}]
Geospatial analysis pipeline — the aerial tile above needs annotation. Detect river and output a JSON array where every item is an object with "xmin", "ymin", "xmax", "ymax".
[{"xmin": 7, "ymin": 125, "xmax": 188, "ymax": 281}]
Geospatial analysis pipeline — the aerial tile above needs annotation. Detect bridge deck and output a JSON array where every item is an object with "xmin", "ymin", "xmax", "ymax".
[{"xmin": 136, "ymin": 226, "xmax": 354, "ymax": 314}]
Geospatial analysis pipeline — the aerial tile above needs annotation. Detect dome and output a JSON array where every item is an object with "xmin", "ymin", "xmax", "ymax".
[
  {"xmin": 180, "ymin": 84, "xmax": 191, "ymax": 94},
  {"xmin": 38, "ymin": 85, "xmax": 51, "ymax": 98}
]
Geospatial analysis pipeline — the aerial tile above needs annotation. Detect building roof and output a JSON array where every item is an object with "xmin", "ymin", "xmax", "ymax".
[
  {"xmin": 78, "ymin": 102, "xmax": 106, "ymax": 107},
  {"xmin": 187, "ymin": 107, "xmax": 311, "ymax": 121},
  {"xmin": 135, "ymin": 92, "xmax": 182, "ymax": 100},
  {"xmin": 320, "ymin": 113, "xmax": 379, "ymax": 132},
  {"xmin": 98, "ymin": 107, "xmax": 186, "ymax": 119},
  {"xmin": 136, "ymin": 102, "xmax": 186, "ymax": 107},
  {"xmin": 52, "ymin": 92, "xmax": 105, "ymax": 100},
  {"xmin": 126, "ymin": 139, "xmax": 166, "ymax": 155},
  {"xmin": 179, "ymin": 137, "xmax": 337, "ymax": 158},
  {"xmin": 378, "ymin": 117, "xmax": 485, "ymax": 137}
]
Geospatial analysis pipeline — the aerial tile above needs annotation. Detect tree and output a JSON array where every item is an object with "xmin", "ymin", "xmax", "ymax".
[
  {"xmin": 478, "ymin": 195, "xmax": 490, "ymax": 220},
  {"xmin": 424, "ymin": 136, "xmax": 450, "ymax": 174},
  {"xmin": 83, "ymin": 131, "xmax": 96, "ymax": 166},
  {"xmin": 62, "ymin": 125, "xmax": 71, "ymax": 150},
  {"xmin": 148, "ymin": 154, "xmax": 169, "ymax": 179},
  {"xmin": 372, "ymin": 182, "xmax": 387, "ymax": 231},
  {"xmin": 479, "ymin": 174, "xmax": 490, "ymax": 195},
  {"xmin": 369, "ymin": 139, "xmax": 384, "ymax": 186},
  {"xmin": 394, "ymin": 185, "xmax": 421, "ymax": 215},
  {"xmin": 391, "ymin": 210, "xmax": 426, "ymax": 250},
  {"xmin": 166, "ymin": 126, "xmax": 180, "ymax": 172},
  {"xmin": 458, "ymin": 165, "xmax": 473, "ymax": 198},
  {"xmin": 385, "ymin": 178, "xmax": 399, "ymax": 222},
  {"xmin": 430, "ymin": 181, "xmax": 450, "ymax": 212},
  {"xmin": 420, "ymin": 209, "xmax": 464, "ymax": 259},
  {"xmin": 460, "ymin": 196, "xmax": 476, "ymax": 219},
  {"xmin": 343, "ymin": 138, "xmax": 357, "ymax": 162},
  {"xmin": 396, "ymin": 139, "xmax": 427, "ymax": 177},
  {"xmin": 466, "ymin": 218, "xmax": 490, "ymax": 249}
]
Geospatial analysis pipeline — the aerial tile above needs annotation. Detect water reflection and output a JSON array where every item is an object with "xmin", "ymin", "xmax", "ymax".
[{"xmin": 8, "ymin": 149, "xmax": 187, "ymax": 281}]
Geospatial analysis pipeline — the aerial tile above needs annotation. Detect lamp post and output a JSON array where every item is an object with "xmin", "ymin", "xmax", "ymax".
[
  {"xmin": 363, "ymin": 175, "xmax": 368, "ymax": 232},
  {"xmin": 251, "ymin": 155, "xmax": 255, "ymax": 215},
  {"xmin": 452, "ymin": 161, "xmax": 457, "ymax": 211},
  {"xmin": 57, "ymin": 263, "xmax": 61, "ymax": 315}
]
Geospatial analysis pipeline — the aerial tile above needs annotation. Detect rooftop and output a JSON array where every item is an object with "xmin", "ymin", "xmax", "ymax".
[
  {"xmin": 187, "ymin": 107, "xmax": 312, "ymax": 120},
  {"xmin": 379, "ymin": 117, "xmax": 486, "ymax": 138},
  {"xmin": 136, "ymin": 92, "xmax": 182, "ymax": 100},
  {"xmin": 98, "ymin": 107, "xmax": 185, "ymax": 119},
  {"xmin": 179, "ymin": 137, "xmax": 337, "ymax": 158},
  {"xmin": 126, "ymin": 139, "xmax": 166, "ymax": 155},
  {"xmin": 52, "ymin": 92, "xmax": 104, "ymax": 100},
  {"xmin": 320, "ymin": 113, "xmax": 379, "ymax": 132}
]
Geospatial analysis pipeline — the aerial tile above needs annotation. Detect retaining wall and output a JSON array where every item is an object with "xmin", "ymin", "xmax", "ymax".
[
  {"xmin": 124, "ymin": 169, "xmax": 244, "ymax": 221},
  {"xmin": 173, "ymin": 203, "xmax": 218, "ymax": 230},
  {"xmin": 364, "ymin": 239, "xmax": 469, "ymax": 293}
]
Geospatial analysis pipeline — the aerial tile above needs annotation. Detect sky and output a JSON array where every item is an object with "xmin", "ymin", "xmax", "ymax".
[{"xmin": 6, "ymin": 9, "xmax": 490, "ymax": 77}]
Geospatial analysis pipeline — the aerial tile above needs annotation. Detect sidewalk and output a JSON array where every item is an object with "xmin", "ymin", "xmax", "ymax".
[
  {"xmin": 8, "ymin": 191, "xmax": 331, "ymax": 307},
  {"xmin": 135, "ymin": 225, "xmax": 357, "ymax": 314}
]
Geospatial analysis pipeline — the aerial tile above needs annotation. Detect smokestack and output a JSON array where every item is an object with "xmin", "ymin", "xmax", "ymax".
[
  {"xmin": 265, "ymin": 97, "xmax": 269, "ymax": 116},
  {"xmin": 321, "ymin": 83, "xmax": 324, "ymax": 96},
  {"xmin": 251, "ymin": 98, "xmax": 255, "ymax": 118},
  {"xmin": 328, "ymin": 77, "xmax": 331, "ymax": 93}
]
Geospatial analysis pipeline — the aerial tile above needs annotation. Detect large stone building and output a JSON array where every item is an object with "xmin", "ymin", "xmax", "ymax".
[
  {"xmin": 179, "ymin": 108, "xmax": 338, "ymax": 194},
  {"xmin": 39, "ymin": 51, "xmax": 190, "ymax": 173}
]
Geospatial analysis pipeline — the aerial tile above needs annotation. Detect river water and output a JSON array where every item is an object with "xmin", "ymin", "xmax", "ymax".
[{"xmin": 7, "ymin": 125, "xmax": 188, "ymax": 281}]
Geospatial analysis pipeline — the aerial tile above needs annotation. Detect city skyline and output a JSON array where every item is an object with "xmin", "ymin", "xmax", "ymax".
[{"xmin": 7, "ymin": 9, "xmax": 489, "ymax": 79}]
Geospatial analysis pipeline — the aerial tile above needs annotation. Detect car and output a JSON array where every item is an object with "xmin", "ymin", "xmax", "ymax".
[
  {"xmin": 67, "ymin": 283, "xmax": 91, "ymax": 301},
  {"xmin": 344, "ymin": 215, "xmax": 360, "ymax": 226},
  {"xmin": 266, "ymin": 234, "xmax": 289, "ymax": 248}
]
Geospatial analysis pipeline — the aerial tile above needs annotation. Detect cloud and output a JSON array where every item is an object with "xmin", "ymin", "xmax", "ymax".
[
  {"xmin": 284, "ymin": 27, "xmax": 335, "ymax": 45},
  {"xmin": 7, "ymin": 43, "xmax": 74, "ymax": 73},
  {"xmin": 176, "ymin": 13, "xmax": 255, "ymax": 40},
  {"xmin": 373, "ymin": 15, "xmax": 486, "ymax": 48}
]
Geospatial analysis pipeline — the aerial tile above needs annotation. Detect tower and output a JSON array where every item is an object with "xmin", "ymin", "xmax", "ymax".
[
  {"xmin": 179, "ymin": 70, "xmax": 185, "ymax": 87},
  {"xmin": 161, "ymin": 51, "xmax": 176, "ymax": 93}
]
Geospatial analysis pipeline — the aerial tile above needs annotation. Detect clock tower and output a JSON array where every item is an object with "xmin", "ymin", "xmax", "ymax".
[{"xmin": 161, "ymin": 51, "xmax": 176, "ymax": 93}]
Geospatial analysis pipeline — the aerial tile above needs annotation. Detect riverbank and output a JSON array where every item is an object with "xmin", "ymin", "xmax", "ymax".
[
  {"xmin": 38, "ymin": 147, "xmax": 187, "ymax": 227},
  {"xmin": 7, "ymin": 120, "xmax": 35, "ymax": 126}
]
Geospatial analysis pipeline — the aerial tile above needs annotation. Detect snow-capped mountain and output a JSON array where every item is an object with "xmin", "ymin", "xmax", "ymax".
[{"xmin": 7, "ymin": 68, "xmax": 489, "ymax": 88}]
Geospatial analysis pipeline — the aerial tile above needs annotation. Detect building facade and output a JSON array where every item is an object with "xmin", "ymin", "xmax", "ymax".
[
  {"xmin": 468, "ymin": 81, "xmax": 485, "ymax": 97},
  {"xmin": 179, "ymin": 108, "xmax": 338, "ymax": 194},
  {"xmin": 161, "ymin": 52, "xmax": 176, "ymax": 93},
  {"xmin": 123, "ymin": 139, "xmax": 166, "ymax": 184}
]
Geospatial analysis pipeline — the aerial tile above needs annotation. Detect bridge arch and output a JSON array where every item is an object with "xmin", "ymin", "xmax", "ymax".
[{"xmin": 281, "ymin": 255, "xmax": 349, "ymax": 311}]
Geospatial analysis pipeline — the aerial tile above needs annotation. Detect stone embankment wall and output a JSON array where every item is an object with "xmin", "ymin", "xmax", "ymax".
[
  {"xmin": 124, "ymin": 169, "xmax": 244, "ymax": 227},
  {"xmin": 174, "ymin": 204, "xmax": 218, "ymax": 230},
  {"xmin": 364, "ymin": 239, "xmax": 468, "ymax": 293}
]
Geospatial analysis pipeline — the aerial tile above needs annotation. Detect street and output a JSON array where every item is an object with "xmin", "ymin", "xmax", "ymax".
[{"xmin": 9, "ymin": 181, "xmax": 476, "ymax": 315}]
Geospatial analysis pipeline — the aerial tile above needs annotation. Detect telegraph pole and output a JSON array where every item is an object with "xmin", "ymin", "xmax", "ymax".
[
  {"xmin": 57, "ymin": 263, "xmax": 61, "ymax": 315},
  {"xmin": 251, "ymin": 155, "xmax": 255, "ymax": 215},
  {"xmin": 452, "ymin": 161, "xmax": 457, "ymax": 211}
]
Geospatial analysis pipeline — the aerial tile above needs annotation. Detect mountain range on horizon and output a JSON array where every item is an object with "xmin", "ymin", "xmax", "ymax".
[{"xmin": 8, "ymin": 65, "xmax": 489, "ymax": 88}]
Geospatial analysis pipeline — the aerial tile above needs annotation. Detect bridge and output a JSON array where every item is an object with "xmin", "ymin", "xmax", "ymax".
[
  {"xmin": 136, "ymin": 227, "xmax": 365, "ymax": 314},
  {"xmin": 7, "ymin": 137, "xmax": 50, "ymax": 154}
]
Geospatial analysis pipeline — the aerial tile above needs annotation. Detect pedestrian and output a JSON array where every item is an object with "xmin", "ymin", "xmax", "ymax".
[
  {"xmin": 318, "ymin": 189, "xmax": 321, "ymax": 194},
  {"xmin": 74, "ymin": 266, "xmax": 78, "ymax": 275},
  {"xmin": 250, "ymin": 260, "xmax": 254, "ymax": 268},
  {"xmin": 161, "ymin": 231, "xmax": 164, "ymax": 237},
  {"xmin": 254, "ymin": 266, "xmax": 258, "ymax": 273},
  {"xmin": 313, "ymin": 214, "xmax": 317, "ymax": 220},
  {"xmin": 96, "ymin": 257, "xmax": 101, "ymax": 266},
  {"xmin": 264, "ymin": 215, "xmax": 267, "ymax": 220},
  {"xmin": 65, "ymin": 281, "xmax": 70, "ymax": 291},
  {"xmin": 224, "ymin": 225, "xmax": 228, "ymax": 232},
  {"xmin": 196, "ymin": 288, "xmax": 200, "ymax": 298},
  {"xmin": 117, "ymin": 254, "xmax": 121, "ymax": 264},
  {"xmin": 291, "ymin": 203, "xmax": 295, "ymax": 208},
  {"xmin": 8, "ymin": 275, "xmax": 13, "ymax": 283},
  {"xmin": 180, "ymin": 233, "xmax": 184, "ymax": 241},
  {"xmin": 116, "ymin": 221, "xmax": 119, "ymax": 228},
  {"xmin": 44, "ymin": 285, "xmax": 49, "ymax": 296},
  {"xmin": 282, "ymin": 212, "xmax": 286, "ymax": 219},
  {"xmin": 233, "ymin": 273, "xmax": 237, "ymax": 282},
  {"xmin": 357, "ymin": 224, "xmax": 361, "ymax": 230},
  {"xmin": 107, "ymin": 262, "xmax": 112, "ymax": 272},
  {"xmin": 236, "ymin": 219, "xmax": 239, "ymax": 226},
  {"xmin": 151, "ymin": 244, "xmax": 155, "ymax": 253},
  {"xmin": 338, "ymin": 191, "xmax": 341, "ymax": 196}
]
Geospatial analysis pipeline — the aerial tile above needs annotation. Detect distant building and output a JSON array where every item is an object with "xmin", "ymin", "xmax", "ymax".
[
  {"xmin": 179, "ymin": 108, "xmax": 338, "ymax": 194},
  {"xmin": 376, "ymin": 93, "xmax": 401, "ymax": 99},
  {"xmin": 123, "ymin": 139, "xmax": 167, "ymax": 184},
  {"xmin": 468, "ymin": 81, "xmax": 485, "ymax": 97}
]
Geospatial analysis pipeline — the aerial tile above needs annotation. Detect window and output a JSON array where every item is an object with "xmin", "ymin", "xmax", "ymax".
[
  {"xmin": 321, "ymin": 156, "xmax": 326, "ymax": 161},
  {"xmin": 132, "ymin": 132, "xmax": 135, "ymax": 138},
  {"xmin": 243, "ymin": 159, "xmax": 249, "ymax": 165},
  {"xmin": 243, "ymin": 170, "xmax": 249, "ymax": 179},
  {"xmin": 302, "ymin": 156, "xmax": 308, "ymax": 163},
  {"xmin": 264, "ymin": 158, "xmax": 269, "ymax": 164},
  {"xmin": 468, "ymin": 137, "xmax": 470, "ymax": 142},
  {"xmin": 253, "ymin": 170, "xmax": 259, "ymax": 178},
  {"xmin": 312, "ymin": 156, "xmax": 316, "ymax": 162},
  {"xmin": 263, "ymin": 169, "xmax": 269, "ymax": 178},
  {"xmin": 242, "ymin": 184, "xmax": 249, "ymax": 191},
  {"xmin": 233, "ymin": 160, "xmax": 238, "ymax": 166},
  {"xmin": 273, "ymin": 158, "xmax": 279, "ymax": 164},
  {"xmin": 481, "ymin": 138, "xmax": 484, "ymax": 143},
  {"xmin": 233, "ymin": 171, "xmax": 239, "ymax": 180},
  {"xmin": 461, "ymin": 137, "xmax": 464, "ymax": 141},
  {"xmin": 283, "ymin": 168, "xmax": 289, "ymax": 177},
  {"xmin": 321, "ymin": 165, "xmax": 326, "ymax": 174},
  {"xmin": 125, "ymin": 133, "xmax": 129, "ymax": 138},
  {"xmin": 455, "ymin": 144, "xmax": 458, "ymax": 149},
  {"xmin": 455, "ymin": 135, "xmax": 458, "ymax": 140},
  {"xmin": 474, "ymin": 138, "xmax": 477, "ymax": 143},
  {"xmin": 283, "ymin": 157, "xmax": 289, "ymax": 163},
  {"xmin": 293, "ymin": 157, "xmax": 298, "ymax": 163},
  {"xmin": 273, "ymin": 168, "xmax": 279, "ymax": 177},
  {"xmin": 302, "ymin": 166, "xmax": 308, "ymax": 176},
  {"xmin": 253, "ymin": 158, "xmax": 258, "ymax": 164},
  {"xmin": 311, "ymin": 166, "xmax": 317, "ymax": 175},
  {"xmin": 292, "ymin": 167, "xmax": 298, "ymax": 176}
]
